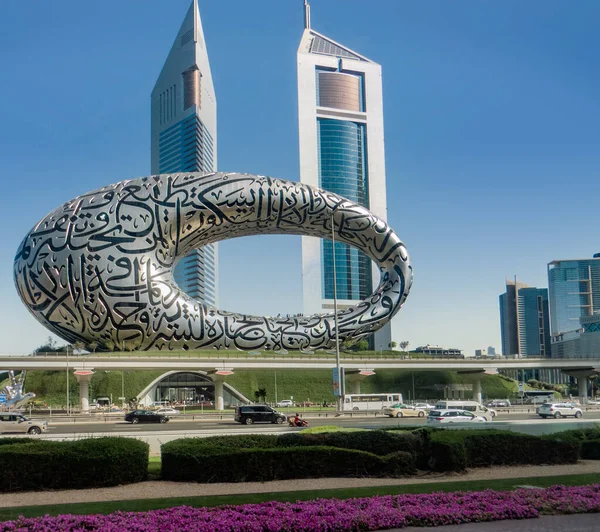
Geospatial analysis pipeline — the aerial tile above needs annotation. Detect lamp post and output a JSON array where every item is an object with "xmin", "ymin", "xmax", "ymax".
[
  {"xmin": 331, "ymin": 210, "xmax": 343, "ymax": 412},
  {"xmin": 66, "ymin": 345, "xmax": 70, "ymax": 416},
  {"xmin": 121, "ymin": 371, "xmax": 125, "ymax": 408}
]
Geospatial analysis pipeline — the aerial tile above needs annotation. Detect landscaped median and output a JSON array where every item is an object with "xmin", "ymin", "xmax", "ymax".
[
  {"xmin": 1, "ymin": 427, "xmax": 600, "ymax": 492},
  {"xmin": 2, "ymin": 484, "xmax": 600, "ymax": 531}
]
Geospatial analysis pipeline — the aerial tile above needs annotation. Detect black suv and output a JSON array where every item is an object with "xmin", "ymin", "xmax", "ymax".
[{"xmin": 234, "ymin": 405, "xmax": 286, "ymax": 425}]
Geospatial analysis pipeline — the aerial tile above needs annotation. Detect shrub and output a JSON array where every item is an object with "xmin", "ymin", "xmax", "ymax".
[
  {"xmin": 559, "ymin": 427, "xmax": 600, "ymax": 442},
  {"xmin": 581, "ymin": 439, "xmax": 600, "ymax": 460},
  {"xmin": 0, "ymin": 438, "xmax": 36, "ymax": 447},
  {"xmin": 278, "ymin": 429, "xmax": 425, "ymax": 457},
  {"xmin": 464, "ymin": 431, "xmax": 579, "ymax": 467},
  {"xmin": 428, "ymin": 431, "xmax": 468, "ymax": 472},
  {"xmin": 0, "ymin": 437, "xmax": 148, "ymax": 492},
  {"xmin": 428, "ymin": 430, "xmax": 579, "ymax": 472},
  {"xmin": 162, "ymin": 444, "xmax": 415, "ymax": 482}
]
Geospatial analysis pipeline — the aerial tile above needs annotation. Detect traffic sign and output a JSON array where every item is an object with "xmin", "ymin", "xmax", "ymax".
[{"xmin": 0, "ymin": 394, "xmax": 6, "ymax": 404}]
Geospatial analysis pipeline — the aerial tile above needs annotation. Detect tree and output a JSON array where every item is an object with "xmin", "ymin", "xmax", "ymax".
[
  {"xmin": 354, "ymin": 340, "xmax": 369, "ymax": 352},
  {"xmin": 87, "ymin": 341, "xmax": 98, "ymax": 354},
  {"xmin": 73, "ymin": 341, "xmax": 85, "ymax": 354},
  {"xmin": 399, "ymin": 341, "xmax": 410, "ymax": 352},
  {"xmin": 123, "ymin": 340, "xmax": 141, "ymax": 352},
  {"xmin": 33, "ymin": 336, "xmax": 58, "ymax": 354},
  {"xmin": 103, "ymin": 339, "xmax": 115, "ymax": 352},
  {"xmin": 388, "ymin": 341, "xmax": 398, "ymax": 349},
  {"xmin": 254, "ymin": 390, "xmax": 261, "ymax": 402},
  {"xmin": 258, "ymin": 387, "xmax": 267, "ymax": 402}
]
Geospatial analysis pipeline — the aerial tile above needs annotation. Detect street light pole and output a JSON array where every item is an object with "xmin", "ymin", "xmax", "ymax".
[
  {"xmin": 331, "ymin": 211, "xmax": 342, "ymax": 413},
  {"xmin": 121, "ymin": 371, "xmax": 125, "ymax": 408},
  {"xmin": 66, "ymin": 345, "xmax": 70, "ymax": 416}
]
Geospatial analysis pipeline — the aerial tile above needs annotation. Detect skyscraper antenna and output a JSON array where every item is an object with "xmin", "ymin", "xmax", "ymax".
[{"xmin": 304, "ymin": 0, "xmax": 311, "ymax": 29}]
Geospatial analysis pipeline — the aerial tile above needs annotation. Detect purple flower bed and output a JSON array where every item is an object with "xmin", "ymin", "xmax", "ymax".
[{"xmin": 2, "ymin": 484, "xmax": 600, "ymax": 531}]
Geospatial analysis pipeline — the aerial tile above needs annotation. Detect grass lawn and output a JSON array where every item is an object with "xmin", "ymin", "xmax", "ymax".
[{"xmin": 0, "ymin": 473, "xmax": 598, "ymax": 522}]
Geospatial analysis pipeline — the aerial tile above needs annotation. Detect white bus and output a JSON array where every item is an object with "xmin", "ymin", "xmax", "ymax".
[{"xmin": 343, "ymin": 393, "xmax": 403, "ymax": 412}]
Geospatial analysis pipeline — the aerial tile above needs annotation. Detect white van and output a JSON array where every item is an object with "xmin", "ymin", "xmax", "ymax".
[{"xmin": 434, "ymin": 400, "xmax": 495, "ymax": 421}]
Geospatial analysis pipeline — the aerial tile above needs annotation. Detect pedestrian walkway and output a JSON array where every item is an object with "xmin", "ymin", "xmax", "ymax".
[{"xmin": 402, "ymin": 513, "xmax": 599, "ymax": 531}]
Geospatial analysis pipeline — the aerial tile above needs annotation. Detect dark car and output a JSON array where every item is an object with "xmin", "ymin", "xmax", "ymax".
[
  {"xmin": 234, "ymin": 405, "xmax": 286, "ymax": 425},
  {"xmin": 124, "ymin": 410, "xmax": 169, "ymax": 424}
]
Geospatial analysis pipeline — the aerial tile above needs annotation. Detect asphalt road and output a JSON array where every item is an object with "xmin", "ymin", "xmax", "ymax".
[{"xmin": 30, "ymin": 409, "xmax": 600, "ymax": 435}]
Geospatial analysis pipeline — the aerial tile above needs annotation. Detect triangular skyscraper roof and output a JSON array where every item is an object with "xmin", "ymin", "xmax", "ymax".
[{"xmin": 307, "ymin": 29, "xmax": 371, "ymax": 63}]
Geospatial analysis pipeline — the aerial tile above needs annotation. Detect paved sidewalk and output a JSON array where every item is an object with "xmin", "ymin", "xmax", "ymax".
[
  {"xmin": 403, "ymin": 513, "xmax": 600, "ymax": 531},
  {"xmin": 2, "ymin": 461, "xmax": 600, "ymax": 509}
]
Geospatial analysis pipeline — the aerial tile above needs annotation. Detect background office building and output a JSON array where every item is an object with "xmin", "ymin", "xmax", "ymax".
[
  {"xmin": 498, "ymin": 278, "xmax": 565, "ymax": 383},
  {"xmin": 548, "ymin": 256, "xmax": 600, "ymax": 335},
  {"xmin": 499, "ymin": 278, "xmax": 550, "ymax": 358},
  {"xmin": 150, "ymin": 0, "xmax": 218, "ymax": 305},
  {"xmin": 297, "ymin": 1, "xmax": 391, "ymax": 350},
  {"xmin": 548, "ymin": 255, "xmax": 600, "ymax": 359}
]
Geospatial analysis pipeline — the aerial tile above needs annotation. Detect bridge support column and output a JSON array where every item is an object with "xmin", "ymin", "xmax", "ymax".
[
  {"xmin": 213, "ymin": 377, "xmax": 224, "ymax": 411},
  {"xmin": 473, "ymin": 377, "xmax": 482, "ymax": 405},
  {"xmin": 344, "ymin": 370, "xmax": 375, "ymax": 396},
  {"xmin": 458, "ymin": 369, "xmax": 494, "ymax": 404},
  {"xmin": 562, "ymin": 369, "xmax": 598, "ymax": 405},
  {"xmin": 73, "ymin": 371, "xmax": 94, "ymax": 413},
  {"xmin": 579, "ymin": 377, "xmax": 588, "ymax": 402},
  {"xmin": 208, "ymin": 369, "xmax": 234, "ymax": 411}
]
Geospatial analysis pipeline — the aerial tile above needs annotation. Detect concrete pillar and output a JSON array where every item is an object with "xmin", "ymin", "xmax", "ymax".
[
  {"xmin": 578, "ymin": 376, "xmax": 589, "ymax": 403},
  {"xmin": 74, "ymin": 372, "xmax": 93, "ymax": 413},
  {"xmin": 562, "ymin": 369, "xmax": 596, "ymax": 405},
  {"xmin": 474, "ymin": 378, "xmax": 482, "ymax": 404},
  {"xmin": 213, "ymin": 376, "xmax": 225, "ymax": 411},
  {"xmin": 345, "ymin": 370, "xmax": 375, "ymax": 397}
]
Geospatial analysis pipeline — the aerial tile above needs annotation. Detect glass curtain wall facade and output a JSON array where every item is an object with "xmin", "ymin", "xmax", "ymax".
[
  {"xmin": 297, "ymin": 3, "xmax": 392, "ymax": 350},
  {"xmin": 499, "ymin": 279, "xmax": 550, "ymax": 357},
  {"xmin": 318, "ymin": 118, "xmax": 372, "ymax": 300},
  {"xmin": 548, "ymin": 258, "xmax": 600, "ymax": 336},
  {"xmin": 150, "ymin": 0, "xmax": 218, "ymax": 306}
]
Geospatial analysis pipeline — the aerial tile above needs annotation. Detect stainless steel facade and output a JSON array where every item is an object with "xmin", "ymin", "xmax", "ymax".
[{"xmin": 14, "ymin": 172, "xmax": 412, "ymax": 352}]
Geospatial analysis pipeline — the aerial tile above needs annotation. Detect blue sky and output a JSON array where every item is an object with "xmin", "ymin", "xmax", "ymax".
[{"xmin": 1, "ymin": 0, "xmax": 599, "ymax": 355}]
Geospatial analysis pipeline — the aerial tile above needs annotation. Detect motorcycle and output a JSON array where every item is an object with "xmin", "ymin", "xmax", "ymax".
[{"xmin": 288, "ymin": 417, "xmax": 309, "ymax": 428}]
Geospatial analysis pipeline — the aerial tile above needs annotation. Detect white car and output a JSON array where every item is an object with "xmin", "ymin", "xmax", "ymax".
[
  {"xmin": 413, "ymin": 403, "xmax": 434, "ymax": 410},
  {"xmin": 427, "ymin": 409, "xmax": 487, "ymax": 425},
  {"xmin": 537, "ymin": 403, "xmax": 582, "ymax": 419},
  {"xmin": 382, "ymin": 404, "xmax": 425, "ymax": 418},
  {"xmin": 0, "ymin": 413, "xmax": 48, "ymax": 435},
  {"xmin": 277, "ymin": 400, "xmax": 294, "ymax": 408},
  {"xmin": 155, "ymin": 408, "xmax": 180, "ymax": 415}
]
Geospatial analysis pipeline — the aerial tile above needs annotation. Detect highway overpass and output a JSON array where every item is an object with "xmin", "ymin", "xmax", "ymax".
[{"xmin": 0, "ymin": 354, "xmax": 598, "ymax": 372}]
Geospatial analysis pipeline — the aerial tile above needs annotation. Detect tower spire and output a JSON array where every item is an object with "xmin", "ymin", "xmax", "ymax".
[
  {"xmin": 193, "ymin": 0, "xmax": 199, "ymax": 42},
  {"xmin": 304, "ymin": 0, "xmax": 311, "ymax": 29}
]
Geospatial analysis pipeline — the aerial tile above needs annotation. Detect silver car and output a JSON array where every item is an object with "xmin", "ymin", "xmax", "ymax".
[
  {"xmin": 427, "ymin": 409, "xmax": 487, "ymax": 425},
  {"xmin": 537, "ymin": 403, "xmax": 582, "ymax": 419},
  {"xmin": 0, "ymin": 413, "xmax": 48, "ymax": 435}
]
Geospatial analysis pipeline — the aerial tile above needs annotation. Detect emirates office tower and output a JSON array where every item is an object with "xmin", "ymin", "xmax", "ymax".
[{"xmin": 151, "ymin": 0, "xmax": 217, "ymax": 305}]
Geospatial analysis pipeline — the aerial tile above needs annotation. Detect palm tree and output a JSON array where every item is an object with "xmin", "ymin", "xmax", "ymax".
[{"xmin": 399, "ymin": 341, "xmax": 410, "ymax": 352}]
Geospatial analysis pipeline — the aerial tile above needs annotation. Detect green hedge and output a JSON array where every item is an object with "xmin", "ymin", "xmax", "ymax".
[
  {"xmin": 581, "ymin": 439, "xmax": 600, "ymax": 460},
  {"xmin": 0, "ymin": 437, "xmax": 149, "ymax": 492},
  {"xmin": 428, "ymin": 430, "xmax": 579, "ymax": 472},
  {"xmin": 559, "ymin": 427, "xmax": 600, "ymax": 442},
  {"xmin": 278, "ymin": 429, "xmax": 428, "ymax": 457},
  {"xmin": 161, "ymin": 432, "xmax": 419, "ymax": 482},
  {"xmin": 161, "ymin": 443, "xmax": 415, "ymax": 482}
]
